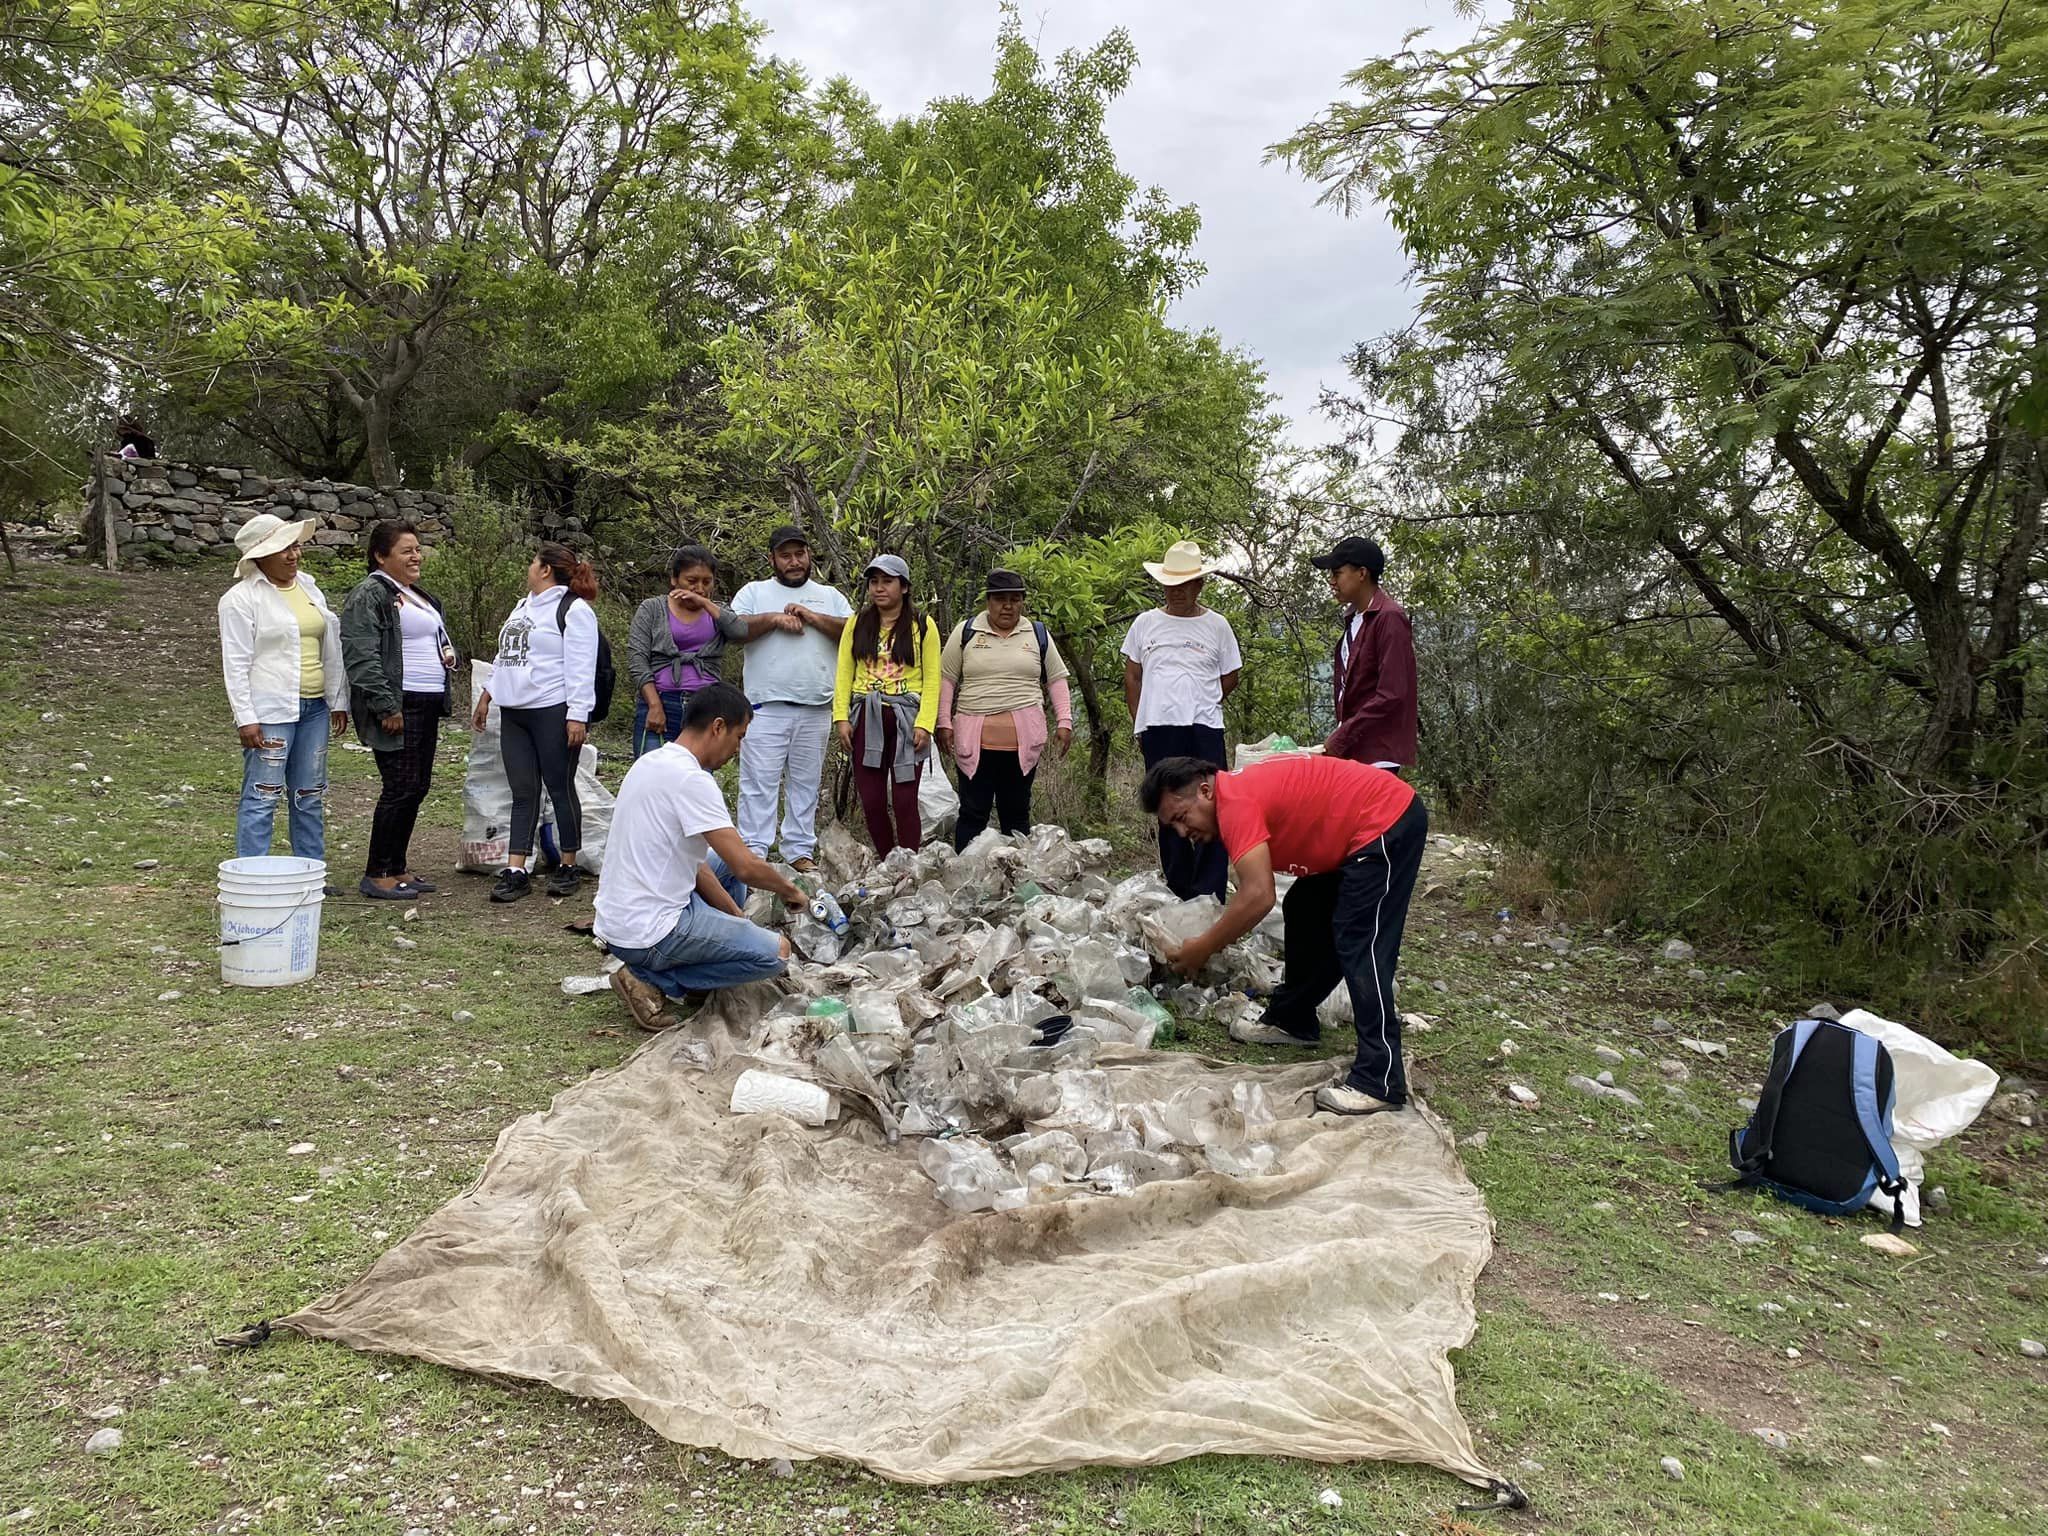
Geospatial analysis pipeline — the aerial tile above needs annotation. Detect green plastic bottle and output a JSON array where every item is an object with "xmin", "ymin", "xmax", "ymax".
[
  {"xmin": 1270, "ymin": 735, "xmax": 1297, "ymax": 752},
  {"xmin": 805, "ymin": 998, "xmax": 852, "ymax": 1034},
  {"xmin": 1126, "ymin": 985, "xmax": 1176, "ymax": 1044}
]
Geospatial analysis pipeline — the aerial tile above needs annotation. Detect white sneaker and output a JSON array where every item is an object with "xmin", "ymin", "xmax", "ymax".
[
  {"xmin": 1314, "ymin": 1081, "xmax": 1402, "ymax": 1116},
  {"xmin": 1228, "ymin": 1017, "xmax": 1320, "ymax": 1047}
]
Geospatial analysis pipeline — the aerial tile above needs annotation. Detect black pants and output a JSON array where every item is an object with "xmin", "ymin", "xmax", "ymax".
[
  {"xmin": 500, "ymin": 702, "xmax": 580, "ymax": 857},
  {"xmin": 953, "ymin": 749, "xmax": 1036, "ymax": 851},
  {"xmin": 1139, "ymin": 724, "xmax": 1229, "ymax": 899},
  {"xmin": 1260, "ymin": 795, "xmax": 1429, "ymax": 1103},
  {"xmin": 365, "ymin": 692, "xmax": 444, "ymax": 877}
]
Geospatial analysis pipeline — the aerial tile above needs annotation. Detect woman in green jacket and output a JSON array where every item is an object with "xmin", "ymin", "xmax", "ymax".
[{"xmin": 339, "ymin": 521, "xmax": 457, "ymax": 898}]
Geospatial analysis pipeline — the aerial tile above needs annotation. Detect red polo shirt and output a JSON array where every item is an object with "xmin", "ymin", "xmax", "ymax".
[{"xmin": 1213, "ymin": 755, "xmax": 1415, "ymax": 877}]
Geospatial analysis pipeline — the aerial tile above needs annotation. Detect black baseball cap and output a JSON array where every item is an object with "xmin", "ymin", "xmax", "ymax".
[
  {"xmin": 1311, "ymin": 535, "xmax": 1385, "ymax": 578},
  {"xmin": 767, "ymin": 524, "xmax": 809, "ymax": 552},
  {"xmin": 985, "ymin": 568, "xmax": 1026, "ymax": 595}
]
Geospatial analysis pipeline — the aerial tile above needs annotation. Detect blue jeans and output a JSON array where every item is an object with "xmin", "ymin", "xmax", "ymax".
[
  {"xmin": 606, "ymin": 853, "xmax": 787, "ymax": 996},
  {"xmin": 237, "ymin": 696, "xmax": 330, "ymax": 859},
  {"xmin": 632, "ymin": 688, "xmax": 690, "ymax": 758}
]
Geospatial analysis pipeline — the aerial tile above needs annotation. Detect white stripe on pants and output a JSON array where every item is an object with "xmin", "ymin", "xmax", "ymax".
[{"xmin": 737, "ymin": 702, "xmax": 831, "ymax": 861}]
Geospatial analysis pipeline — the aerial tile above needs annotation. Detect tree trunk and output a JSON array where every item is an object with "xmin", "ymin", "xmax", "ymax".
[
  {"xmin": 1060, "ymin": 632, "xmax": 1113, "ymax": 821},
  {"xmin": 362, "ymin": 395, "xmax": 397, "ymax": 489}
]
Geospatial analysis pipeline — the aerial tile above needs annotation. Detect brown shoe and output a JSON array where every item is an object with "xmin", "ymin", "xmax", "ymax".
[
  {"xmin": 790, "ymin": 857, "xmax": 816, "ymax": 874},
  {"xmin": 609, "ymin": 967, "xmax": 674, "ymax": 1032}
]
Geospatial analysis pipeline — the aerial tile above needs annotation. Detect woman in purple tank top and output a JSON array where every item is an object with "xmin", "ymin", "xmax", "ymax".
[{"xmin": 624, "ymin": 545, "xmax": 747, "ymax": 756}]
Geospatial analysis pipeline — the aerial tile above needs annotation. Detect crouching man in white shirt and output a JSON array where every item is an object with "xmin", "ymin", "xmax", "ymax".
[{"xmin": 594, "ymin": 682, "xmax": 809, "ymax": 1031}]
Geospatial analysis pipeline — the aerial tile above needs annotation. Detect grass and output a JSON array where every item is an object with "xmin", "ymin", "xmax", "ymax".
[{"xmin": 0, "ymin": 558, "xmax": 2043, "ymax": 1535}]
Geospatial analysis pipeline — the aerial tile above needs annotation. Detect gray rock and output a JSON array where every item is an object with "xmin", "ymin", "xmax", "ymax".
[
  {"xmin": 1756, "ymin": 1301, "xmax": 1784, "ymax": 1314},
  {"xmin": 452, "ymin": 1010, "xmax": 476, "ymax": 1024},
  {"xmin": 768, "ymin": 1457, "xmax": 795, "ymax": 1479},
  {"xmin": 1547, "ymin": 935, "xmax": 1571, "ymax": 954},
  {"xmin": 1646, "ymin": 1015, "xmax": 1675, "ymax": 1034},
  {"xmin": 1656, "ymin": 1058, "xmax": 1690, "ymax": 1080},
  {"xmin": 1806, "ymin": 1001, "xmax": 1842, "ymax": 1021},
  {"xmin": 1752, "ymin": 1427, "xmax": 1791, "ymax": 1450},
  {"xmin": 1730, "ymin": 1229, "xmax": 1767, "ymax": 1248},
  {"xmin": 1738, "ymin": 1096, "xmax": 1760, "ymax": 1115},
  {"xmin": 1595, "ymin": 1069, "xmax": 1616, "ymax": 1087},
  {"xmin": 1659, "ymin": 939, "xmax": 1696, "ymax": 963},
  {"xmin": 2020, "ymin": 1338, "xmax": 2046, "ymax": 1359},
  {"xmin": 171, "ymin": 536, "xmax": 200, "ymax": 554},
  {"xmin": 1567, "ymin": 1074, "xmax": 1643, "ymax": 1108},
  {"xmin": 1926, "ymin": 1185, "xmax": 1950, "ymax": 1214},
  {"xmin": 1660, "ymin": 1456, "xmax": 1685, "ymax": 1481},
  {"xmin": 84, "ymin": 1428, "xmax": 123, "ymax": 1454},
  {"xmin": 1593, "ymin": 1045, "xmax": 1626, "ymax": 1066},
  {"xmin": 1459, "ymin": 1131, "xmax": 1489, "ymax": 1150}
]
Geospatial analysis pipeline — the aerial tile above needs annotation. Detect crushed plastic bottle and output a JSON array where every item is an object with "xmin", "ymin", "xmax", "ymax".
[
  {"xmin": 805, "ymin": 997, "xmax": 852, "ymax": 1035},
  {"xmin": 809, "ymin": 891, "xmax": 850, "ymax": 935}
]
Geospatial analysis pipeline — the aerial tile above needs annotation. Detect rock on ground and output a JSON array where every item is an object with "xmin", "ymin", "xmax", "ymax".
[{"xmin": 1660, "ymin": 1456, "xmax": 1685, "ymax": 1480}]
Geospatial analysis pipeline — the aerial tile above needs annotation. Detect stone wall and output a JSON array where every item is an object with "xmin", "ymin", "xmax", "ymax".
[{"xmin": 81, "ymin": 456, "xmax": 457, "ymax": 565}]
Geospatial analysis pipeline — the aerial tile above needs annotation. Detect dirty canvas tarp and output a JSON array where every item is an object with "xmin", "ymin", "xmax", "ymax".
[{"xmin": 281, "ymin": 1011, "xmax": 1501, "ymax": 1488}]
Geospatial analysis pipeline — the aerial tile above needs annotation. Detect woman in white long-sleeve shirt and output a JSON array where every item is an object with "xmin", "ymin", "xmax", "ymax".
[
  {"xmin": 472, "ymin": 542, "xmax": 600, "ymax": 902},
  {"xmin": 217, "ymin": 514, "xmax": 350, "ymax": 867}
]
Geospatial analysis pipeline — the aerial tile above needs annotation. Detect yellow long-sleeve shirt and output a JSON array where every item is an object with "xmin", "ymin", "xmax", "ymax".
[{"xmin": 834, "ymin": 612, "xmax": 943, "ymax": 733}]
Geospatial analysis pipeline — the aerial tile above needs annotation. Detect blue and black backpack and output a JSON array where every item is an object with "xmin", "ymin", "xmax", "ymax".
[{"xmin": 1726, "ymin": 1019, "xmax": 1908, "ymax": 1227}]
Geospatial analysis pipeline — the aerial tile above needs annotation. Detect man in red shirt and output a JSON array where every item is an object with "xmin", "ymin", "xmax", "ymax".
[
  {"xmin": 1140, "ymin": 753, "xmax": 1429, "ymax": 1115},
  {"xmin": 1311, "ymin": 536, "xmax": 1417, "ymax": 770}
]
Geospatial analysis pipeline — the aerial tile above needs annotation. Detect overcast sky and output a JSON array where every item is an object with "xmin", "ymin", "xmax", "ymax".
[{"xmin": 747, "ymin": 0, "xmax": 1488, "ymax": 447}]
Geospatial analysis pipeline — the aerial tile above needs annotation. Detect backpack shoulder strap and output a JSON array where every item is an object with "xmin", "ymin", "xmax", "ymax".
[
  {"xmin": 1729, "ymin": 1019, "xmax": 1821, "ymax": 1177},
  {"xmin": 1849, "ymin": 1029, "xmax": 1906, "ymax": 1195},
  {"xmin": 1033, "ymin": 620, "xmax": 1050, "ymax": 691},
  {"xmin": 556, "ymin": 594, "xmax": 574, "ymax": 633}
]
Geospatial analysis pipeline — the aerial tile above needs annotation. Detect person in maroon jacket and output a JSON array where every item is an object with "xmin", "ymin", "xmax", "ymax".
[{"xmin": 1310, "ymin": 536, "xmax": 1417, "ymax": 770}]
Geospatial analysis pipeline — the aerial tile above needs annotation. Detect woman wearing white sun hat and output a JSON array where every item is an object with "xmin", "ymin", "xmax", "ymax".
[
  {"xmin": 1120, "ymin": 539, "xmax": 1241, "ymax": 899},
  {"xmin": 217, "ymin": 513, "xmax": 350, "ymax": 864}
]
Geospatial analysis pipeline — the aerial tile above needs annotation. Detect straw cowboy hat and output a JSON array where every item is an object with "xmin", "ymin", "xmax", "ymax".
[
  {"xmin": 233, "ymin": 512, "xmax": 315, "ymax": 581},
  {"xmin": 1143, "ymin": 539, "xmax": 1222, "ymax": 586}
]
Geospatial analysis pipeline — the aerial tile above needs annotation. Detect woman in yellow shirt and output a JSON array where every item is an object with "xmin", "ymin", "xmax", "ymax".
[{"xmin": 834, "ymin": 554, "xmax": 942, "ymax": 854}]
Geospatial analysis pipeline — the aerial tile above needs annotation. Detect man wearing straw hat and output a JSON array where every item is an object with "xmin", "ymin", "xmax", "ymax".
[{"xmin": 1120, "ymin": 539, "xmax": 1241, "ymax": 899}]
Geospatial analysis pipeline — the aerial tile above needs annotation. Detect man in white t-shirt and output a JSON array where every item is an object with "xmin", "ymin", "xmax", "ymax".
[
  {"xmin": 594, "ymin": 683, "xmax": 809, "ymax": 1031},
  {"xmin": 729, "ymin": 525, "xmax": 852, "ymax": 873},
  {"xmin": 1120, "ymin": 540, "xmax": 1242, "ymax": 900}
]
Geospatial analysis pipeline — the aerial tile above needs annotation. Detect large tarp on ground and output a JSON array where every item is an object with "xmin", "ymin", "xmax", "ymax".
[{"xmin": 282, "ymin": 1000, "xmax": 1501, "ymax": 1488}]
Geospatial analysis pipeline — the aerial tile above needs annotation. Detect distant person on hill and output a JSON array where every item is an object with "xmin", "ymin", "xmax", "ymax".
[
  {"xmin": 1142, "ymin": 752, "xmax": 1428, "ymax": 1116},
  {"xmin": 729, "ymin": 526, "xmax": 851, "ymax": 873},
  {"xmin": 626, "ymin": 544, "xmax": 746, "ymax": 758},
  {"xmin": 217, "ymin": 514, "xmax": 349, "ymax": 871},
  {"xmin": 115, "ymin": 417, "xmax": 156, "ymax": 460},
  {"xmin": 471, "ymin": 543, "xmax": 599, "ymax": 904},
  {"xmin": 1312, "ymin": 535, "xmax": 1417, "ymax": 772},
  {"xmin": 1121, "ymin": 540, "xmax": 1241, "ymax": 900},
  {"xmin": 835, "ymin": 554, "xmax": 942, "ymax": 856},
  {"xmin": 594, "ymin": 684, "xmax": 807, "ymax": 1031},
  {"xmin": 936, "ymin": 567, "xmax": 1074, "ymax": 849},
  {"xmin": 340, "ymin": 521, "xmax": 457, "ymax": 899}
]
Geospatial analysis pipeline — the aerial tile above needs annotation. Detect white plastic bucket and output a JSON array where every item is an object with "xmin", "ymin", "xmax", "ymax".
[{"xmin": 218, "ymin": 856, "xmax": 327, "ymax": 987}]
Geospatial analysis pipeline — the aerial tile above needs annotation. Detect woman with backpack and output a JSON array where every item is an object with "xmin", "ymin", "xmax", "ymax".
[
  {"xmin": 626, "ymin": 544, "xmax": 746, "ymax": 757},
  {"xmin": 935, "ymin": 568, "xmax": 1074, "ymax": 851},
  {"xmin": 339, "ymin": 520, "xmax": 457, "ymax": 898},
  {"xmin": 833, "ymin": 553, "xmax": 942, "ymax": 855},
  {"xmin": 472, "ymin": 542, "xmax": 600, "ymax": 902}
]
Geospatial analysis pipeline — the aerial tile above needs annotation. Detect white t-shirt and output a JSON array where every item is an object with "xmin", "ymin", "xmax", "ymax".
[
  {"xmin": 396, "ymin": 589, "xmax": 447, "ymax": 693},
  {"xmin": 1120, "ymin": 608, "xmax": 1243, "ymax": 734},
  {"xmin": 592, "ymin": 744, "xmax": 735, "ymax": 950},
  {"xmin": 730, "ymin": 578, "xmax": 852, "ymax": 706}
]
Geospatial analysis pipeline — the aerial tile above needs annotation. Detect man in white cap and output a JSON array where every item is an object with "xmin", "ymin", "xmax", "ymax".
[
  {"xmin": 216, "ymin": 513, "xmax": 350, "ymax": 869},
  {"xmin": 1120, "ymin": 539, "xmax": 1241, "ymax": 899}
]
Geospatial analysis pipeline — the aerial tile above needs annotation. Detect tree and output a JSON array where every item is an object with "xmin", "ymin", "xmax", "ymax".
[
  {"xmin": 1278, "ymin": 0, "xmax": 2047, "ymax": 782},
  {"xmin": 1278, "ymin": 0, "xmax": 2048, "ymax": 1034}
]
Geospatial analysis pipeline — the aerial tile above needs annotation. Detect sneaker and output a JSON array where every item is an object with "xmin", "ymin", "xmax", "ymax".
[
  {"xmin": 545, "ymin": 865, "xmax": 583, "ymax": 899},
  {"xmin": 1228, "ymin": 1017, "xmax": 1320, "ymax": 1047},
  {"xmin": 609, "ymin": 968, "xmax": 674, "ymax": 1032},
  {"xmin": 490, "ymin": 868, "xmax": 532, "ymax": 904},
  {"xmin": 1314, "ymin": 1081, "xmax": 1403, "ymax": 1117}
]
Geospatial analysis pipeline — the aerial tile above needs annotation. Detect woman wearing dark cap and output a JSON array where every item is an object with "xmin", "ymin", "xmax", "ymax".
[
  {"xmin": 936, "ymin": 569, "xmax": 1074, "ymax": 850},
  {"xmin": 833, "ymin": 553, "xmax": 942, "ymax": 855},
  {"xmin": 340, "ymin": 521, "xmax": 457, "ymax": 898}
]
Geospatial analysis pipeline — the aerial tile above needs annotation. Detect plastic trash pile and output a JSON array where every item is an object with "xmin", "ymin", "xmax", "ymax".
[{"xmin": 719, "ymin": 823, "xmax": 1304, "ymax": 1212}]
